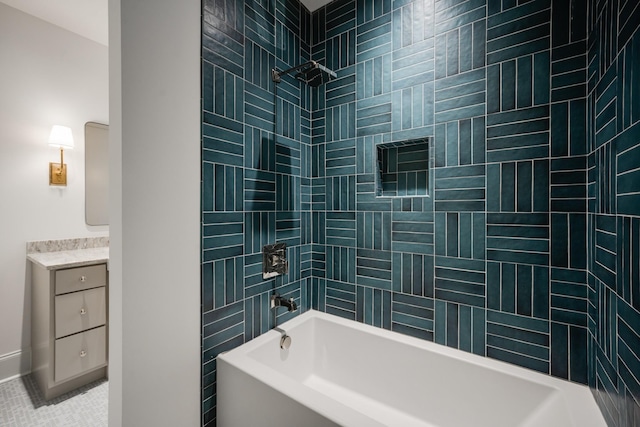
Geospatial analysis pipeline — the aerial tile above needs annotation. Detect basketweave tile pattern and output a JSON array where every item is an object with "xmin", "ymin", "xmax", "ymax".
[
  {"xmin": 201, "ymin": 0, "xmax": 640, "ymax": 426},
  {"xmin": 586, "ymin": 0, "xmax": 640, "ymax": 426},
  {"xmin": 0, "ymin": 376, "xmax": 107, "ymax": 427}
]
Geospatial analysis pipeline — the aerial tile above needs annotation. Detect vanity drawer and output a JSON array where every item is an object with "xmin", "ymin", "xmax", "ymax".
[
  {"xmin": 55, "ymin": 326, "xmax": 106, "ymax": 383},
  {"xmin": 55, "ymin": 287, "xmax": 106, "ymax": 339},
  {"xmin": 55, "ymin": 264, "xmax": 106, "ymax": 295}
]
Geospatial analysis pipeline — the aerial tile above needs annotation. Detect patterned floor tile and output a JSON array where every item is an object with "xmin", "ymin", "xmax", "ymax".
[{"xmin": 0, "ymin": 375, "xmax": 107, "ymax": 427}]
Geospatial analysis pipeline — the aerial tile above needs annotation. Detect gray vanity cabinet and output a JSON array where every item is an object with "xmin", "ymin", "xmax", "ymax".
[{"xmin": 31, "ymin": 262, "xmax": 108, "ymax": 400}]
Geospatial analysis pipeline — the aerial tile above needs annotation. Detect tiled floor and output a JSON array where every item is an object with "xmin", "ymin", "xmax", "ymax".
[{"xmin": 0, "ymin": 375, "xmax": 107, "ymax": 427}]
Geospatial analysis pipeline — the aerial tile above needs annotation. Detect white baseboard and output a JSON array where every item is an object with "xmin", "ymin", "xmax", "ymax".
[{"xmin": 0, "ymin": 348, "xmax": 30, "ymax": 384}]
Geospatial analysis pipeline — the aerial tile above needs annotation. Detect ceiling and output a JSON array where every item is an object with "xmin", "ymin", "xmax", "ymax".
[
  {"xmin": 301, "ymin": 0, "xmax": 333, "ymax": 12},
  {"xmin": 0, "ymin": 0, "xmax": 333, "ymax": 48},
  {"xmin": 0, "ymin": 0, "xmax": 108, "ymax": 46}
]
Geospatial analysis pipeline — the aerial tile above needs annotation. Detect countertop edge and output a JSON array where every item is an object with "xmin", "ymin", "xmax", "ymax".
[{"xmin": 27, "ymin": 248, "xmax": 110, "ymax": 270}]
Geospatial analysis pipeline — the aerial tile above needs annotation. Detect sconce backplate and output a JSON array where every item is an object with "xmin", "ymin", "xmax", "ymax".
[{"xmin": 49, "ymin": 162, "xmax": 67, "ymax": 186}]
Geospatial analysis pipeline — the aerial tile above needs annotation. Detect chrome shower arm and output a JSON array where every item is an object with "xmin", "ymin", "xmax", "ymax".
[
  {"xmin": 314, "ymin": 62, "xmax": 337, "ymax": 79},
  {"xmin": 271, "ymin": 61, "xmax": 318, "ymax": 83},
  {"xmin": 272, "ymin": 60, "xmax": 337, "ymax": 86}
]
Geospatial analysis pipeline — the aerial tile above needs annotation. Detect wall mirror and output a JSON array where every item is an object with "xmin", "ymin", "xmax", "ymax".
[{"xmin": 85, "ymin": 122, "xmax": 109, "ymax": 226}]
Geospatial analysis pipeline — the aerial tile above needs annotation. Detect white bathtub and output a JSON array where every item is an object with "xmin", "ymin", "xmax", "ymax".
[{"xmin": 217, "ymin": 310, "xmax": 606, "ymax": 427}]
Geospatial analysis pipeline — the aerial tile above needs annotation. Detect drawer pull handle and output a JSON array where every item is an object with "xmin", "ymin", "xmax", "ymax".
[
  {"xmin": 80, "ymin": 308, "xmax": 87, "ymax": 315},
  {"xmin": 80, "ymin": 350, "xmax": 87, "ymax": 358},
  {"xmin": 80, "ymin": 276, "xmax": 87, "ymax": 283}
]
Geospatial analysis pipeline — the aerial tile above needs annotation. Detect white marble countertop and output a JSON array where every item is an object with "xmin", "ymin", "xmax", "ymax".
[{"xmin": 27, "ymin": 247, "xmax": 109, "ymax": 270}]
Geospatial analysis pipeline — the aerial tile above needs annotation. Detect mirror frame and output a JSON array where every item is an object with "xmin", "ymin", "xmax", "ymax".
[{"xmin": 84, "ymin": 122, "xmax": 109, "ymax": 226}]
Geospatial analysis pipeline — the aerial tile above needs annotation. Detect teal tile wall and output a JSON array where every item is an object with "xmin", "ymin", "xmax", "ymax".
[
  {"xmin": 310, "ymin": 0, "xmax": 591, "ymax": 385},
  {"xmin": 201, "ymin": 0, "xmax": 313, "ymax": 425},
  {"xmin": 201, "ymin": 0, "xmax": 640, "ymax": 425},
  {"xmin": 587, "ymin": 0, "xmax": 640, "ymax": 425}
]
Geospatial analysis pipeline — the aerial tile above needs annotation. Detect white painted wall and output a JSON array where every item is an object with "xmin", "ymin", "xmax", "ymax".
[
  {"xmin": 109, "ymin": 0, "xmax": 201, "ymax": 425},
  {"xmin": 0, "ymin": 3, "xmax": 109, "ymax": 382}
]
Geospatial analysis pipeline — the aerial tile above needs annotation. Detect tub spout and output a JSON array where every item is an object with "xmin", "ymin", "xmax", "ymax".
[{"xmin": 271, "ymin": 294, "xmax": 297, "ymax": 312}]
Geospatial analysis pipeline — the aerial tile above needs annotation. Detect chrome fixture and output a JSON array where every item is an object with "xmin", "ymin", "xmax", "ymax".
[
  {"xmin": 280, "ymin": 334, "xmax": 292, "ymax": 350},
  {"xmin": 263, "ymin": 243, "xmax": 288, "ymax": 279},
  {"xmin": 271, "ymin": 293, "xmax": 297, "ymax": 313},
  {"xmin": 274, "ymin": 327, "xmax": 292, "ymax": 350},
  {"xmin": 271, "ymin": 60, "xmax": 337, "ymax": 87}
]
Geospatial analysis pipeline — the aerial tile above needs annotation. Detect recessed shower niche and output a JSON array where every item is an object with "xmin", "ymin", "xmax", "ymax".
[{"xmin": 375, "ymin": 138, "xmax": 431, "ymax": 198}]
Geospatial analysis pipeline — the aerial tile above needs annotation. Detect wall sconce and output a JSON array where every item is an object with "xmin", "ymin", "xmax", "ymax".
[{"xmin": 48, "ymin": 125, "xmax": 74, "ymax": 186}]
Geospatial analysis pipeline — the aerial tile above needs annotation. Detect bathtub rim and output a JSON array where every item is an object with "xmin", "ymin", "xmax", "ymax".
[{"xmin": 217, "ymin": 309, "xmax": 606, "ymax": 427}]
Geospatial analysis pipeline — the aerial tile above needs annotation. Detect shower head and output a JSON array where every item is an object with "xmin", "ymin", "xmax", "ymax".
[
  {"xmin": 271, "ymin": 61, "xmax": 337, "ymax": 87},
  {"xmin": 295, "ymin": 62, "xmax": 336, "ymax": 87}
]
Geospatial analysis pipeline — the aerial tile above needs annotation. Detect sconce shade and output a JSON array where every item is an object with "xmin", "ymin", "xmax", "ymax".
[{"xmin": 48, "ymin": 125, "xmax": 74, "ymax": 149}]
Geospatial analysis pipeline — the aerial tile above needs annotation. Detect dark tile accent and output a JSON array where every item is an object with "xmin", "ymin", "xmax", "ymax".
[
  {"xmin": 356, "ymin": 286, "xmax": 392, "ymax": 328},
  {"xmin": 486, "ymin": 309, "xmax": 550, "ymax": 374},
  {"xmin": 201, "ymin": 1, "xmax": 640, "ymax": 425},
  {"xmin": 392, "ymin": 292, "xmax": 434, "ymax": 340}
]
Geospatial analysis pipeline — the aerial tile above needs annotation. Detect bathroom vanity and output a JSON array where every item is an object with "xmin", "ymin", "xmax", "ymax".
[{"xmin": 27, "ymin": 239, "xmax": 109, "ymax": 400}]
